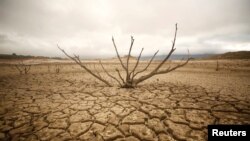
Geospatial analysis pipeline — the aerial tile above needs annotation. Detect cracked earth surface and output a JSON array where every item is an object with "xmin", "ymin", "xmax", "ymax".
[{"xmin": 0, "ymin": 65, "xmax": 250, "ymax": 141}]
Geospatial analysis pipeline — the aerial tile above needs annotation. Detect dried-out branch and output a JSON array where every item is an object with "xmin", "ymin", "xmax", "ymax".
[
  {"xmin": 130, "ymin": 48, "xmax": 144, "ymax": 80},
  {"xmin": 156, "ymin": 59, "xmax": 189, "ymax": 75},
  {"xmin": 133, "ymin": 24, "xmax": 188, "ymax": 85},
  {"xmin": 99, "ymin": 60, "xmax": 122, "ymax": 87},
  {"xmin": 152, "ymin": 23, "xmax": 178, "ymax": 72},
  {"xmin": 25, "ymin": 65, "xmax": 31, "ymax": 74},
  {"xmin": 15, "ymin": 65, "xmax": 23, "ymax": 74},
  {"xmin": 58, "ymin": 45, "xmax": 112, "ymax": 87},
  {"xmin": 93, "ymin": 64, "xmax": 102, "ymax": 78},
  {"xmin": 13, "ymin": 61, "xmax": 31, "ymax": 74},
  {"xmin": 126, "ymin": 36, "xmax": 135, "ymax": 81},
  {"xmin": 112, "ymin": 37, "xmax": 127, "ymax": 71},
  {"xmin": 115, "ymin": 68, "xmax": 125, "ymax": 84},
  {"xmin": 132, "ymin": 50, "xmax": 159, "ymax": 79}
]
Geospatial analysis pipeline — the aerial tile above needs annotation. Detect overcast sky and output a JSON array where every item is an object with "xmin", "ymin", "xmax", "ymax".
[{"xmin": 0, "ymin": 0, "xmax": 250, "ymax": 58}]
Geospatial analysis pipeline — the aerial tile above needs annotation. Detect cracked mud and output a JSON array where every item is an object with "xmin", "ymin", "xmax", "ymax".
[{"xmin": 0, "ymin": 62, "xmax": 250, "ymax": 141}]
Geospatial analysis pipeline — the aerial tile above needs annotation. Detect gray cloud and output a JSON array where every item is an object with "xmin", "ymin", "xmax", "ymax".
[{"xmin": 0, "ymin": 0, "xmax": 250, "ymax": 57}]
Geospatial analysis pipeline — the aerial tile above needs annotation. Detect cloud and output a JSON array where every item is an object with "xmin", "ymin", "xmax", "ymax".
[{"xmin": 0, "ymin": 0, "xmax": 249, "ymax": 57}]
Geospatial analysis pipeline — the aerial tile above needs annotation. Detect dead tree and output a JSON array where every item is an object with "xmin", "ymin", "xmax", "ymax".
[
  {"xmin": 215, "ymin": 60, "xmax": 219, "ymax": 71},
  {"xmin": 55, "ymin": 65, "xmax": 61, "ymax": 74},
  {"xmin": 58, "ymin": 24, "xmax": 190, "ymax": 88},
  {"xmin": 14, "ymin": 61, "xmax": 31, "ymax": 74}
]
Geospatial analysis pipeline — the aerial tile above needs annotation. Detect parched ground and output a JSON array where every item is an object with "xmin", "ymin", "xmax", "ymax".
[{"xmin": 0, "ymin": 60, "xmax": 250, "ymax": 141}]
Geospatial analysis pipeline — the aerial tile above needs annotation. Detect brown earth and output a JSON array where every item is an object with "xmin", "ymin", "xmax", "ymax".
[{"xmin": 0, "ymin": 59, "xmax": 250, "ymax": 141}]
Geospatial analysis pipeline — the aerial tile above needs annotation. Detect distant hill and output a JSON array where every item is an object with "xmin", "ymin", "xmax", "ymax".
[
  {"xmin": 141, "ymin": 54, "xmax": 213, "ymax": 60},
  {"xmin": 122, "ymin": 55, "xmax": 137, "ymax": 59},
  {"xmin": 205, "ymin": 51, "xmax": 250, "ymax": 60},
  {"xmin": 0, "ymin": 54, "xmax": 64, "ymax": 60},
  {"xmin": 111, "ymin": 55, "xmax": 137, "ymax": 61},
  {"xmin": 141, "ymin": 51, "xmax": 250, "ymax": 60}
]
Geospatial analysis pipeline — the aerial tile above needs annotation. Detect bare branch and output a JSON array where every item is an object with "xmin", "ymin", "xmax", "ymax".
[
  {"xmin": 126, "ymin": 36, "xmax": 135, "ymax": 81},
  {"xmin": 112, "ymin": 37, "xmax": 127, "ymax": 71},
  {"xmin": 152, "ymin": 23, "xmax": 178, "ymax": 73},
  {"xmin": 93, "ymin": 64, "xmax": 102, "ymax": 78},
  {"xmin": 14, "ymin": 65, "xmax": 23, "ymax": 74},
  {"xmin": 115, "ymin": 68, "xmax": 125, "ymax": 84},
  {"xmin": 25, "ymin": 65, "xmax": 31, "ymax": 74},
  {"xmin": 99, "ymin": 60, "xmax": 122, "ymax": 86},
  {"xmin": 13, "ymin": 60, "xmax": 31, "ymax": 75},
  {"xmin": 133, "ymin": 23, "xmax": 186, "ymax": 85},
  {"xmin": 133, "ymin": 50, "xmax": 159, "ymax": 79},
  {"xmin": 58, "ymin": 45, "xmax": 112, "ymax": 87},
  {"xmin": 130, "ymin": 48, "xmax": 144, "ymax": 79},
  {"xmin": 156, "ymin": 59, "xmax": 190, "ymax": 75},
  {"xmin": 156, "ymin": 50, "xmax": 190, "ymax": 75}
]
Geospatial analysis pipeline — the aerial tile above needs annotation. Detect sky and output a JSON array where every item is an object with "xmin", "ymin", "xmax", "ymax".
[{"xmin": 0, "ymin": 0, "xmax": 250, "ymax": 58}]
